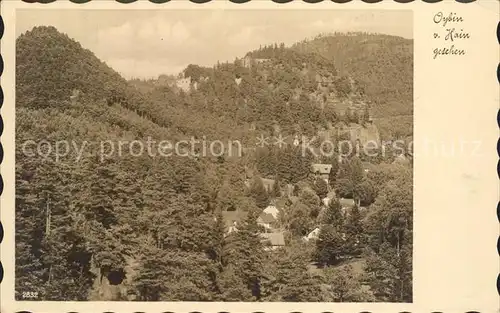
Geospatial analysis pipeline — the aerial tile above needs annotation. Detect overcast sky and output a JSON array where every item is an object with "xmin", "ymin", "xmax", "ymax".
[{"xmin": 17, "ymin": 10, "xmax": 412, "ymax": 79}]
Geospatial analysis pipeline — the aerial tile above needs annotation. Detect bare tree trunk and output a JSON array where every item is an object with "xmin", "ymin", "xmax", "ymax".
[
  {"xmin": 45, "ymin": 194, "xmax": 51, "ymax": 237},
  {"xmin": 396, "ymin": 232, "xmax": 400, "ymax": 257},
  {"xmin": 400, "ymin": 278, "xmax": 404, "ymax": 301},
  {"xmin": 48, "ymin": 265, "xmax": 52, "ymax": 284}
]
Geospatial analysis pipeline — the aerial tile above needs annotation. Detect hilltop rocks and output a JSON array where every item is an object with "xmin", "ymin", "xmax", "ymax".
[
  {"xmin": 176, "ymin": 77, "xmax": 191, "ymax": 92},
  {"xmin": 242, "ymin": 55, "xmax": 270, "ymax": 68},
  {"xmin": 317, "ymin": 122, "xmax": 381, "ymax": 147}
]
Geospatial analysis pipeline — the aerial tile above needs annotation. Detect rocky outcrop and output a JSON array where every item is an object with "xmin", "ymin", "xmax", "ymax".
[{"xmin": 317, "ymin": 121, "xmax": 380, "ymax": 147}]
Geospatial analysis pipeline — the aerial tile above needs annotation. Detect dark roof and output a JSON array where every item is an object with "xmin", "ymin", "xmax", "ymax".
[
  {"xmin": 258, "ymin": 212, "xmax": 276, "ymax": 224},
  {"xmin": 311, "ymin": 164, "xmax": 332, "ymax": 175}
]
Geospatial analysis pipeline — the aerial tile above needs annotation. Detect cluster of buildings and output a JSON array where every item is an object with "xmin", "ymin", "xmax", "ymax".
[
  {"xmin": 222, "ymin": 203, "xmax": 285, "ymax": 251},
  {"xmin": 220, "ymin": 194, "xmax": 359, "ymax": 249},
  {"xmin": 223, "ymin": 154, "xmax": 410, "ymax": 250}
]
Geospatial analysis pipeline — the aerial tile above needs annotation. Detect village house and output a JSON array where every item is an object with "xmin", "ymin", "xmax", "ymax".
[
  {"xmin": 257, "ymin": 212, "xmax": 276, "ymax": 231},
  {"xmin": 263, "ymin": 205, "xmax": 279, "ymax": 219},
  {"xmin": 303, "ymin": 227, "xmax": 320, "ymax": 242},
  {"xmin": 260, "ymin": 232, "xmax": 285, "ymax": 251},
  {"xmin": 311, "ymin": 163, "xmax": 333, "ymax": 183}
]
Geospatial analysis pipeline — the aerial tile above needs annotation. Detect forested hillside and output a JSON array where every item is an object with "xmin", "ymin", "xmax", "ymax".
[
  {"xmin": 16, "ymin": 26, "xmax": 413, "ymax": 302},
  {"xmin": 293, "ymin": 32, "xmax": 413, "ymax": 139}
]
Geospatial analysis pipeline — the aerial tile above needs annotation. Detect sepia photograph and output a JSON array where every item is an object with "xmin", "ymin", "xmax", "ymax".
[{"xmin": 14, "ymin": 9, "xmax": 413, "ymax": 302}]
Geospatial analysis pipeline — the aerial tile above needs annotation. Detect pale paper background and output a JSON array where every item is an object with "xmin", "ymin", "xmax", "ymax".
[{"xmin": 1, "ymin": 1, "xmax": 498, "ymax": 312}]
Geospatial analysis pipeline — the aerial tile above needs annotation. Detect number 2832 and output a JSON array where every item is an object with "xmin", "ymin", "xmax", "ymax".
[{"xmin": 22, "ymin": 291, "xmax": 39, "ymax": 299}]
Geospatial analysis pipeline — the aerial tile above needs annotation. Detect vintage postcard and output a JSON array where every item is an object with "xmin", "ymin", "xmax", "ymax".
[{"xmin": 0, "ymin": 1, "xmax": 498, "ymax": 312}]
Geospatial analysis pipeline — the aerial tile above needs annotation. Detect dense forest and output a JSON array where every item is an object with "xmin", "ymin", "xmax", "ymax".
[{"xmin": 16, "ymin": 26, "xmax": 413, "ymax": 302}]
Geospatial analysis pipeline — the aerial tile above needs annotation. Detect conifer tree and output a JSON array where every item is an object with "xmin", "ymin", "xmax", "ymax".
[
  {"xmin": 364, "ymin": 243, "xmax": 399, "ymax": 302},
  {"xmin": 313, "ymin": 176, "xmax": 328, "ymax": 199},
  {"xmin": 336, "ymin": 157, "xmax": 350, "ymax": 180},
  {"xmin": 231, "ymin": 211, "xmax": 265, "ymax": 299},
  {"xmin": 210, "ymin": 210, "xmax": 226, "ymax": 266},
  {"xmin": 315, "ymin": 224, "xmax": 344, "ymax": 266},
  {"xmin": 287, "ymin": 201, "xmax": 313, "ymax": 237},
  {"xmin": 316, "ymin": 196, "xmax": 346, "ymax": 266},
  {"xmin": 271, "ymin": 174, "xmax": 282, "ymax": 198},
  {"xmin": 132, "ymin": 246, "xmax": 165, "ymax": 301},
  {"xmin": 262, "ymin": 242, "xmax": 322, "ymax": 301},
  {"xmin": 83, "ymin": 159, "xmax": 119, "ymax": 229},
  {"xmin": 279, "ymin": 258, "xmax": 322, "ymax": 302},
  {"xmin": 355, "ymin": 178, "xmax": 377, "ymax": 206},
  {"xmin": 217, "ymin": 265, "xmax": 254, "ymax": 301},
  {"xmin": 335, "ymin": 156, "xmax": 365, "ymax": 200},
  {"xmin": 322, "ymin": 197, "xmax": 344, "ymax": 229},
  {"xmin": 350, "ymin": 156, "xmax": 365, "ymax": 187},
  {"xmin": 328, "ymin": 153, "xmax": 340, "ymax": 187},
  {"xmin": 361, "ymin": 105, "xmax": 370, "ymax": 125},
  {"xmin": 324, "ymin": 264, "xmax": 373, "ymax": 302},
  {"xmin": 344, "ymin": 205, "xmax": 363, "ymax": 257},
  {"xmin": 396, "ymin": 243, "xmax": 412, "ymax": 302},
  {"xmin": 249, "ymin": 176, "xmax": 269, "ymax": 209}
]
